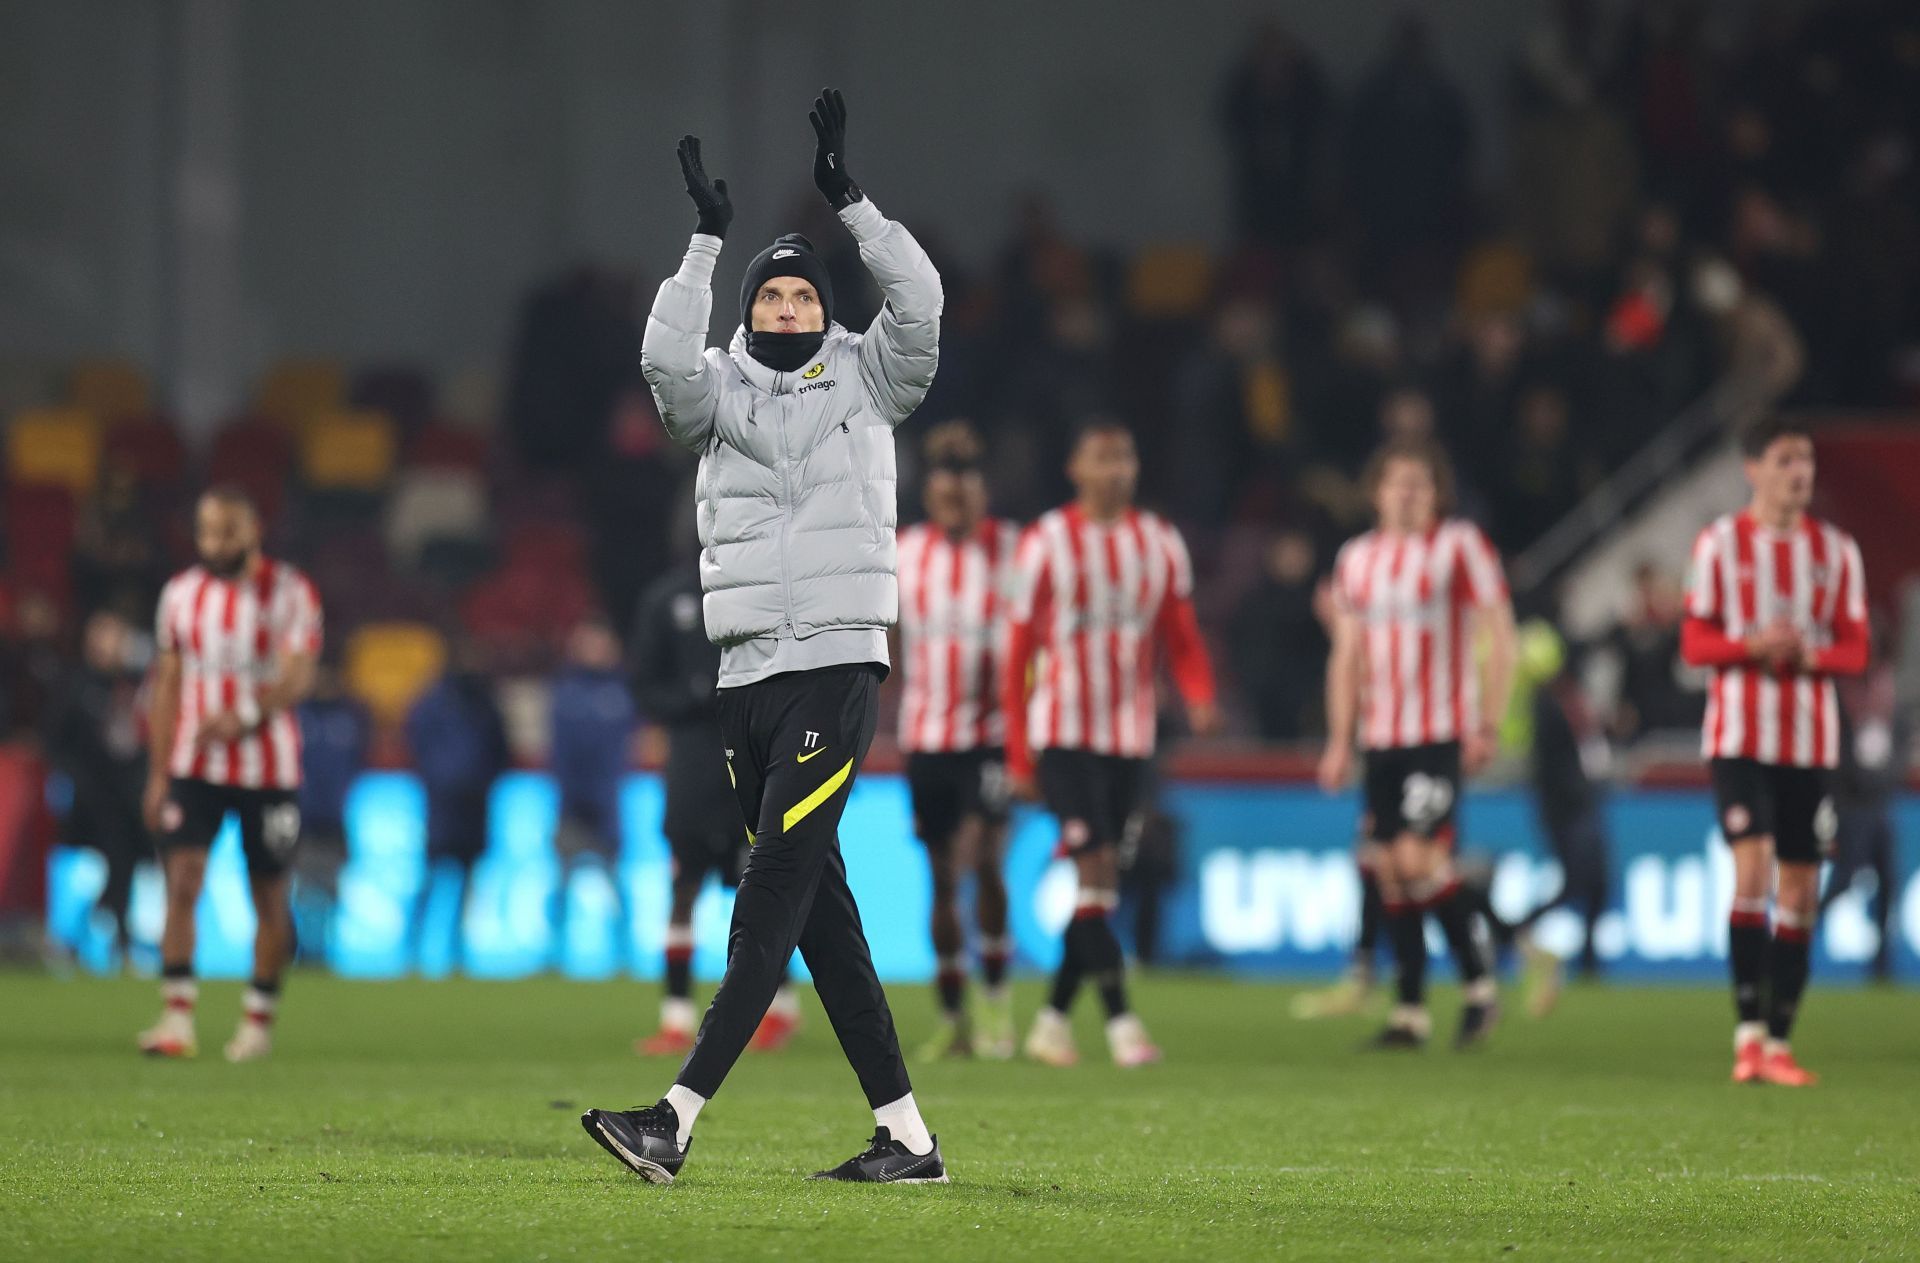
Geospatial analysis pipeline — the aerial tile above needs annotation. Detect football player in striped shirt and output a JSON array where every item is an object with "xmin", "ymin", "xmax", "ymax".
[
  {"xmin": 138, "ymin": 487, "xmax": 322, "ymax": 1061},
  {"xmin": 1319, "ymin": 439, "xmax": 1516, "ymax": 1050},
  {"xmin": 1003, "ymin": 419, "xmax": 1219, "ymax": 1068},
  {"xmin": 1682, "ymin": 416, "xmax": 1868, "ymax": 1086},
  {"xmin": 896, "ymin": 422, "xmax": 1022, "ymax": 1060}
]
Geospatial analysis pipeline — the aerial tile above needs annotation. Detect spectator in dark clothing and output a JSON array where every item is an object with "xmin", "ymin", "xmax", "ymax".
[
  {"xmin": 1229, "ymin": 530, "xmax": 1326, "ymax": 740},
  {"xmin": 1489, "ymin": 385, "xmax": 1584, "ymax": 554},
  {"xmin": 1170, "ymin": 298, "xmax": 1295, "ymax": 527},
  {"xmin": 0, "ymin": 590, "xmax": 67, "ymax": 742},
  {"xmin": 1347, "ymin": 16, "xmax": 1473, "ymax": 266},
  {"xmin": 1220, "ymin": 20, "xmax": 1329, "ymax": 247},
  {"xmin": 1605, "ymin": 562, "xmax": 1703, "ymax": 740},
  {"xmin": 503, "ymin": 265, "xmax": 641, "ymax": 471},
  {"xmin": 405, "ymin": 645, "xmax": 510, "ymax": 973},
  {"xmin": 291, "ymin": 664, "xmax": 369, "ymax": 965},
  {"xmin": 1822, "ymin": 638, "xmax": 1906, "ymax": 982},
  {"xmin": 44, "ymin": 610, "xmax": 148, "ymax": 965},
  {"xmin": 71, "ymin": 459, "xmax": 164, "ymax": 623},
  {"xmin": 1513, "ymin": 625, "xmax": 1610, "ymax": 978},
  {"xmin": 548, "ymin": 616, "xmax": 636, "ymax": 967}
]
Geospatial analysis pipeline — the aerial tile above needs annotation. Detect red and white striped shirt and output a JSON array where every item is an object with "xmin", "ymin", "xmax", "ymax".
[
  {"xmin": 155, "ymin": 560, "xmax": 323, "ymax": 789},
  {"xmin": 1682, "ymin": 510, "xmax": 1869, "ymax": 768},
  {"xmin": 1002, "ymin": 505, "xmax": 1215, "ymax": 772},
  {"xmin": 1332, "ymin": 520, "xmax": 1508, "ymax": 751},
  {"xmin": 897, "ymin": 519, "xmax": 1022, "ymax": 752}
]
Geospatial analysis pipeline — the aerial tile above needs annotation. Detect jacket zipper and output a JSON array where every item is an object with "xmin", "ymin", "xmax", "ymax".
[{"xmin": 774, "ymin": 371, "xmax": 798, "ymax": 637}]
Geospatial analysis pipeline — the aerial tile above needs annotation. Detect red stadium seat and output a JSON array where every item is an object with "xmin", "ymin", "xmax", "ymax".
[
  {"xmin": 406, "ymin": 420, "xmax": 492, "ymax": 473},
  {"xmin": 102, "ymin": 415, "xmax": 188, "ymax": 487}
]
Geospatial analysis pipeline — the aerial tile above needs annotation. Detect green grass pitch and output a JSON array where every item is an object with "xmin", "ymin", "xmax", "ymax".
[{"xmin": 4, "ymin": 973, "xmax": 1917, "ymax": 1261}]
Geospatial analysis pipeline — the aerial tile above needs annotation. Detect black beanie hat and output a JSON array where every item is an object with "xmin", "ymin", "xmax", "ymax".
[{"xmin": 740, "ymin": 234, "xmax": 835, "ymax": 331}]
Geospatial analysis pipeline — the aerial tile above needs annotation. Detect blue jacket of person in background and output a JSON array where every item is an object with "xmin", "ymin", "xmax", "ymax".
[
  {"xmin": 296, "ymin": 692, "xmax": 370, "ymax": 837},
  {"xmin": 405, "ymin": 670, "xmax": 510, "ymax": 863},
  {"xmin": 549, "ymin": 628, "xmax": 635, "ymax": 840}
]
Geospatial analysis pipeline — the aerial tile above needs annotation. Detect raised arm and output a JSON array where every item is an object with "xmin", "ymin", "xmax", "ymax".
[
  {"xmin": 640, "ymin": 136, "xmax": 733, "ymax": 451},
  {"xmin": 807, "ymin": 88, "xmax": 943, "ymax": 427}
]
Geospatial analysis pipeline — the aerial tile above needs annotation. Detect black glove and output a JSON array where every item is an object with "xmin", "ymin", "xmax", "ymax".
[
  {"xmin": 676, "ymin": 135, "xmax": 733, "ymax": 239},
  {"xmin": 808, "ymin": 88, "xmax": 862, "ymax": 210}
]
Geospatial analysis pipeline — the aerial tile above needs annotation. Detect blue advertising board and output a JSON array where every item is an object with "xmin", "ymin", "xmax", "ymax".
[{"xmin": 46, "ymin": 773, "xmax": 1920, "ymax": 982}]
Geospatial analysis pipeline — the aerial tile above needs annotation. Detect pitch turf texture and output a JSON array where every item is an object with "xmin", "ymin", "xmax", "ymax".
[{"xmin": 4, "ymin": 976, "xmax": 1917, "ymax": 1262}]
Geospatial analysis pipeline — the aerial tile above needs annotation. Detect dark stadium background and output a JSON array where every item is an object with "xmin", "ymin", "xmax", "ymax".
[{"xmin": 2, "ymin": 0, "xmax": 1917, "ymax": 983}]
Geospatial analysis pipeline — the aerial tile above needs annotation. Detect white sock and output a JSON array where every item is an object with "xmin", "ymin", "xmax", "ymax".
[
  {"xmin": 873, "ymin": 1092, "xmax": 933, "ymax": 1156},
  {"xmin": 1763, "ymin": 1036, "xmax": 1790, "ymax": 1057},
  {"xmin": 767, "ymin": 985, "xmax": 799, "ymax": 1019},
  {"xmin": 243, "ymin": 986, "xmax": 278, "ymax": 1025},
  {"xmin": 1735, "ymin": 1021, "xmax": 1767, "ymax": 1050},
  {"xmin": 664, "ymin": 1084, "xmax": 705, "ymax": 1148},
  {"xmin": 660, "ymin": 997, "xmax": 696, "ymax": 1032},
  {"xmin": 1464, "ymin": 977, "xmax": 1497, "ymax": 1006}
]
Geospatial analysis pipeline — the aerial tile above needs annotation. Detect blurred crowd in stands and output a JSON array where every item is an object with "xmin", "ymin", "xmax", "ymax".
[{"xmin": 2, "ymin": 0, "xmax": 1917, "ymax": 789}]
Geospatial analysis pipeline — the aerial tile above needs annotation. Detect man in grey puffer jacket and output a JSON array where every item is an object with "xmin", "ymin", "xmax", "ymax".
[{"xmin": 583, "ymin": 90, "xmax": 948, "ymax": 1186}]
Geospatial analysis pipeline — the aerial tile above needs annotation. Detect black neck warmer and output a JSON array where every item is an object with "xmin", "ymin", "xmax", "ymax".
[{"xmin": 746, "ymin": 329, "xmax": 826, "ymax": 372}]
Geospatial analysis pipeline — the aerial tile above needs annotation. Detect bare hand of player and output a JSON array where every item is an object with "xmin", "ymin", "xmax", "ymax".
[
  {"xmin": 1462, "ymin": 724, "xmax": 1499, "ymax": 774},
  {"xmin": 142, "ymin": 774, "xmax": 172, "ymax": 834},
  {"xmin": 196, "ymin": 711, "xmax": 247, "ymax": 746},
  {"xmin": 1316, "ymin": 743, "xmax": 1351, "ymax": 793},
  {"xmin": 1747, "ymin": 620, "xmax": 1803, "ymax": 668},
  {"xmin": 1188, "ymin": 699, "xmax": 1223, "ymax": 737}
]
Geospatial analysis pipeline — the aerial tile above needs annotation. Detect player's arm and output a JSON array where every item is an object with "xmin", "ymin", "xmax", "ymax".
[
  {"xmin": 806, "ymin": 89, "xmax": 943, "ymax": 428},
  {"xmin": 641, "ymin": 136, "xmax": 731, "ymax": 452},
  {"xmin": 199, "ymin": 580, "xmax": 322, "ymax": 745},
  {"xmin": 1001, "ymin": 529, "xmax": 1051, "ymax": 793},
  {"xmin": 1152, "ymin": 524, "xmax": 1219, "ymax": 734},
  {"xmin": 1677, "ymin": 528, "xmax": 1800, "ymax": 668},
  {"xmin": 1319, "ymin": 607, "xmax": 1361, "ymax": 793},
  {"xmin": 142, "ymin": 647, "xmax": 182, "ymax": 830},
  {"xmin": 1802, "ymin": 536, "xmax": 1870, "ymax": 676},
  {"xmin": 1460, "ymin": 527, "xmax": 1515, "ymax": 773},
  {"xmin": 1469, "ymin": 596, "xmax": 1518, "ymax": 773}
]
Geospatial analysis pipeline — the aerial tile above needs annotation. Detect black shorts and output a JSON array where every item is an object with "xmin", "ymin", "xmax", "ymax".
[
  {"xmin": 1362, "ymin": 742, "xmax": 1461, "ymax": 844},
  {"xmin": 1037, "ymin": 749, "xmax": 1147, "ymax": 855},
  {"xmin": 1710, "ymin": 758, "xmax": 1837, "ymax": 864},
  {"xmin": 154, "ymin": 777, "xmax": 301, "ymax": 880},
  {"xmin": 668, "ymin": 824, "xmax": 748, "ymax": 888},
  {"xmin": 907, "ymin": 749, "xmax": 1011, "ymax": 848},
  {"xmin": 555, "ymin": 804, "xmax": 619, "ymax": 861}
]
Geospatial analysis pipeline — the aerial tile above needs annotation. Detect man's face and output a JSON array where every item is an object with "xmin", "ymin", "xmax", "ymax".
[
  {"xmin": 1745, "ymin": 435, "xmax": 1815, "ymax": 514},
  {"xmin": 1374, "ymin": 456, "xmax": 1438, "ymax": 532},
  {"xmin": 195, "ymin": 497, "xmax": 259, "ymax": 578},
  {"xmin": 924, "ymin": 467, "xmax": 986, "ymax": 533},
  {"xmin": 1068, "ymin": 430, "xmax": 1139, "ymax": 510},
  {"xmin": 567, "ymin": 622, "xmax": 621, "ymax": 671},
  {"xmin": 750, "ymin": 277, "xmax": 825, "ymax": 333}
]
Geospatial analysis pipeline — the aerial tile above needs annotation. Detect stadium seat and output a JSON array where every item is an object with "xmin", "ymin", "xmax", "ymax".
[
  {"xmin": 301, "ymin": 409, "xmax": 397, "ymax": 491},
  {"xmin": 349, "ymin": 364, "xmax": 435, "ymax": 433},
  {"xmin": 1126, "ymin": 245, "xmax": 1214, "ymax": 320},
  {"xmin": 406, "ymin": 420, "xmax": 491, "ymax": 473},
  {"xmin": 255, "ymin": 359, "xmax": 345, "ymax": 430},
  {"xmin": 68, "ymin": 359, "xmax": 151, "ymax": 423},
  {"xmin": 344, "ymin": 622, "xmax": 448, "ymax": 727},
  {"xmin": 6, "ymin": 408, "xmax": 101, "ymax": 494},
  {"xmin": 208, "ymin": 417, "xmax": 294, "ymax": 522},
  {"xmin": 102, "ymin": 415, "xmax": 188, "ymax": 487},
  {"xmin": 386, "ymin": 468, "xmax": 489, "ymax": 569},
  {"xmin": 2, "ymin": 483, "xmax": 77, "ymax": 594}
]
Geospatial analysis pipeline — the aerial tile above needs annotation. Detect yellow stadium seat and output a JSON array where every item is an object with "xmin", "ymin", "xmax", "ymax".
[
  {"xmin": 345, "ymin": 622, "xmax": 447, "ymax": 726},
  {"xmin": 301, "ymin": 409, "xmax": 397, "ymax": 490},
  {"xmin": 256, "ymin": 359, "xmax": 346, "ymax": 429},
  {"xmin": 69, "ymin": 358, "xmax": 151, "ymax": 422},
  {"xmin": 6, "ymin": 407, "xmax": 102, "ymax": 493},
  {"xmin": 1456, "ymin": 240, "xmax": 1534, "ymax": 318},
  {"xmin": 1127, "ymin": 244, "xmax": 1214, "ymax": 320}
]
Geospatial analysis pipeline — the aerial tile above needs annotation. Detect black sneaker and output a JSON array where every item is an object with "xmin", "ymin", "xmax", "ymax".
[
  {"xmin": 808, "ymin": 1128, "xmax": 949, "ymax": 1184},
  {"xmin": 1365, "ymin": 1024, "xmax": 1428, "ymax": 1051},
  {"xmin": 580, "ymin": 1100, "xmax": 688, "ymax": 1184},
  {"xmin": 1454, "ymin": 1001, "xmax": 1500, "ymax": 1050}
]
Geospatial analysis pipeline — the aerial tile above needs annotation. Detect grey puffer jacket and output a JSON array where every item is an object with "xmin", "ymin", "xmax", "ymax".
[{"xmin": 641, "ymin": 198, "xmax": 942, "ymax": 647}]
